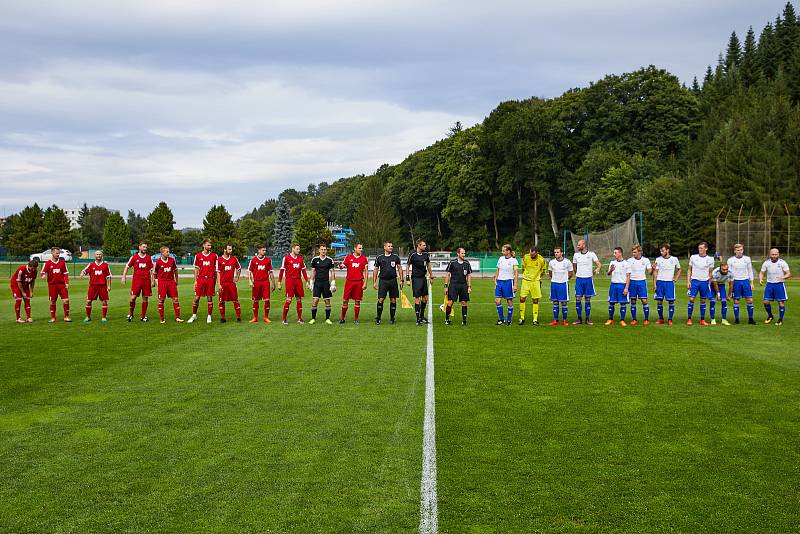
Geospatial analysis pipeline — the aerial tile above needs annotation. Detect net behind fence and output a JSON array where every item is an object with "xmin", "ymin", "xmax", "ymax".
[
  {"xmin": 715, "ymin": 217, "xmax": 771, "ymax": 259},
  {"xmin": 571, "ymin": 214, "xmax": 640, "ymax": 260}
]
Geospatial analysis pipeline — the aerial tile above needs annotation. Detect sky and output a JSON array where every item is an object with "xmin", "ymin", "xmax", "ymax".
[{"xmin": 0, "ymin": 0, "xmax": 789, "ymax": 227}]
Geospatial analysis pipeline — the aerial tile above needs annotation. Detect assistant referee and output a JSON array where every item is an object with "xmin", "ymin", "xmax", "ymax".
[
  {"xmin": 373, "ymin": 241, "xmax": 403, "ymax": 324},
  {"xmin": 406, "ymin": 239, "xmax": 434, "ymax": 326}
]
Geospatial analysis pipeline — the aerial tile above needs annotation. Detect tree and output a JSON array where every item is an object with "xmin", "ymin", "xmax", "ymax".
[
  {"xmin": 102, "ymin": 212, "xmax": 130, "ymax": 258},
  {"xmin": 352, "ymin": 175, "xmax": 401, "ymax": 248},
  {"xmin": 41, "ymin": 205, "xmax": 76, "ymax": 252},
  {"xmin": 202, "ymin": 205, "xmax": 242, "ymax": 255},
  {"xmin": 294, "ymin": 210, "xmax": 333, "ymax": 256},
  {"xmin": 272, "ymin": 197, "xmax": 294, "ymax": 257},
  {"xmin": 6, "ymin": 204, "xmax": 45, "ymax": 256},
  {"xmin": 724, "ymin": 31, "xmax": 742, "ymax": 73},
  {"xmin": 238, "ymin": 216, "xmax": 272, "ymax": 253},
  {"xmin": 144, "ymin": 201, "xmax": 182, "ymax": 251},
  {"xmin": 76, "ymin": 205, "xmax": 111, "ymax": 248},
  {"xmin": 179, "ymin": 229, "xmax": 204, "ymax": 256},
  {"xmin": 740, "ymin": 26, "xmax": 759, "ymax": 87},
  {"xmin": 127, "ymin": 210, "xmax": 147, "ymax": 245}
]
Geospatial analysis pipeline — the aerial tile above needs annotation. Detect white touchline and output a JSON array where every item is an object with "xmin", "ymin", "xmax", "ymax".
[{"xmin": 419, "ymin": 282, "xmax": 438, "ymax": 534}]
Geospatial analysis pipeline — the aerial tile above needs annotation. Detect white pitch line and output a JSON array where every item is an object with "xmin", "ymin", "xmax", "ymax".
[{"xmin": 419, "ymin": 283, "xmax": 438, "ymax": 534}]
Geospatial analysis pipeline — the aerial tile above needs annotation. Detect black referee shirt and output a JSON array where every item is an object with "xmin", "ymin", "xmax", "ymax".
[
  {"xmin": 446, "ymin": 260, "xmax": 472, "ymax": 285},
  {"xmin": 374, "ymin": 254, "xmax": 401, "ymax": 279},
  {"xmin": 407, "ymin": 251, "xmax": 430, "ymax": 278}
]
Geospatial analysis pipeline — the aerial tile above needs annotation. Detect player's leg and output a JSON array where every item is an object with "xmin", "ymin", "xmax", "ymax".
[
  {"xmin": 192, "ymin": 294, "xmax": 200, "ymax": 317},
  {"xmin": 23, "ymin": 293, "xmax": 32, "ymax": 321},
  {"xmin": 340, "ymin": 298, "xmax": 349, "ymax": 322},
  {"xmin": 641, "ymin": 297, "xmax": 650, "ymax": 323},
  {"xmin": 232, "ymin": 285, "xmax": 241, "ymax": 321},
  {"xmin": 630, "ymin": 297, "xmax": 638, "ymax": 323},
  {"xmin": 311, "ymin": 296, "xmax": 320, "ymax": 321},
  {"xmin": 324, "ymin": 297, "xmax": 332, "ymax": 322},
  {"xmin": 282, "ymin": 293, "xmax": 291, "ymax": 323},
  {"xmin": 158, "ymin": 298, "xmax": 166, "ymax": 322},
  {"xmin": 532, "ymin": 298, "xmax": 540, "ymax": 324},
  {"xmin": 420, "ymin": 294, "xmax": 428, "ymax": 323},
  {"xmin": 620, "ymin": 296, "xmax": 627, "ymax": 323},
  {"xmin": 777, "ymin": 299, "xmax": 786, "ymax": 324},
  {"xmin": 171, "ymin": 293, "xmax": 181, "ymax": 321},
  {"xmin": 389, "ymin": 296, "xmax": 397, "ymax": 323},
  {"xmin": 495, "ymin": 294, "xmax": 504, "ymax": 323},
  {"xmin": 128, "ymin": 290, "xmax": 137, "ymax": 319},
  {"xmin": 376, "ymin": 291, "xmax": 385, "ymax": 323},
  {"xmin": 519, "ymin": 295, "xmax": 527, "ymax": 323},
  {"xmin": 460, "ymin": 299, "xmax": 468, "ymax": 325},
  {"xmin": 505, "ymin": 297, "xmax": 514, "ymax": 324},
  {"xmin": 354, "ymin": 299, "xmax": 361, "ymax": 322},
  {"xmin": 13, "ymin": 294, "xmax": 22, "ymax": 321},
  {"xmin": 574, "ymin": 294, "xmax": 583, "ymax": 323},
  {"xmin": 85, "ymin": 294, "xmax": 93, "ymax": 321},
  {"xmin": 141, "ymin": 296, "xmax": 149, "ymax": 321},
  {"xmin": 445, "ymin": 297, "xmax": 453, "ymax": 323},
  {"xmin": 101, "ymin": 299, "xmax": 108, "ymax": 320}
]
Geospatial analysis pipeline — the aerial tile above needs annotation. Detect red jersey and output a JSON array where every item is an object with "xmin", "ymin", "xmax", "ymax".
[
  {"xmin": 41, "ymin": 258, "xmax": 69, "ymax": 285},
  {"xmin": 194, "ymin": 251, "xmax": 218, "ymax": 278},
  {"xmin": 279, "ymin": 254, "xmax": 308, "ymax": 281},
  {"xmin": 217, "ymin": 255, "xmax": 241, "ymax": 284},
  {"xmin": 12, "ymin": 265, "xmax": 37, "ymax": 288},
  {"xmin": 343, "ymin": 253, "xmax": 368, "ymax": 282},
  {"xmin": 248, "ymin": 255, "xmax": 273, "ymax": 282},
  {"xmin": 126, "ymin": 253, "xmax": 153, "ymax": 280},
  {"xmin": 153, "ymin": 256, "xmax": 179, "ymax": 282},
  {"xmin": 81, "ymin": 261, "xmax": 111, "ymax": 285}
]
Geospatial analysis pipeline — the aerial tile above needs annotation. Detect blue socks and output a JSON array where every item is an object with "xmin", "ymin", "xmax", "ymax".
[
  {"xmin": 576, "ymin": 301, "xmax": 582, "ymax": 320},
  {"xmin": 553, "ymin": 303, "xmax": 559, "ymax": 321},
  {"xmin": 506, "ymin": 305, "xmax": 513, "ymax": 322},
  {"xmin": 561, "ymin": 304, "xmax": 568, "ymax": 321},
  {"xmin": 497, "ymin": 304, "xmax": 504, "ymax": 320},
  {"xmin": 709, "ymin": 300, "xmax": 716, "ymax": 319},
  {"xmin": 765, "ymin": 303, "xmax": 772, "ymax": 318},
  {"xmin": 657, "ymin": 302, "xmax": 664, "ymax": 320},
  {"xmin": 631, "ymin": 303, "xmax": 637, "ymax": 321},
  {"xmin": 780, "ymin": 306, "xmax": 785, "ymax": 321},
  {"xmin": 585, "ymin": 301, "xmax": 591, "ymax": 321},
  {"xmin": 669, "ymin": 301, "xmax": 675, "ymax": 320},
  {"xmin": 688, "ymin": 301, "xmax": 694, "ymax": 318},
  {"xmin": 643, "ymin": 304, "xmax": 650, "ymax": 321},
  {"xmin": 747, "ymin": 303, "xmax": 754, "ymax": 320}
]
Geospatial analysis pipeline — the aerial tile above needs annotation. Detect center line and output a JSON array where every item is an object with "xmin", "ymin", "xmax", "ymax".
[{"xmin": 419, "ymin": 282, "xmax": 438, "ymax": 534}]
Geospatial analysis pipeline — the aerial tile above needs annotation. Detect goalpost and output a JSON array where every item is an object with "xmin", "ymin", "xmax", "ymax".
[{"xmin": 568, "ymin": 213, "xmax": 642, "ymax": 259}]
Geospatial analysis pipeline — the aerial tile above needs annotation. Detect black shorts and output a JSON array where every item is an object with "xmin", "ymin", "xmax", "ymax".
[
  {"xmin": 447, "ymin": 283, "xmax": 469, "ymax": 303},
  {"xmin": 411, "ymin": 277, "xmax": 428, "ymax": 297},
  {"xmin": 312, "ymin": 280, "xmax": 332, "ymax": 299},
  {"xmin": 378, "ymin": 278, "xmax": 399, "ymax": 299}
]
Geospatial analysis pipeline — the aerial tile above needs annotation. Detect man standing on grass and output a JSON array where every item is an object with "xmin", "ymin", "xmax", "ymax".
[
  {"xmin": 248, "ymin": 246, "xmax": 275, "ymax": 323},
  {"xmin": 653, "ymin": 243, "xmax": 681, "ymax": 325},
  {"xmin": 340, "ymin": 243, "xmax": 368, "ymax": 324},
  {"xmin": 572, "ymin": 239, "xmax": 602, "ymax": 325},
  {"xmin": 626, "ymin": 245, "xmax": 651, "ymax": 325},
  {"xmin": 548, "ymin": 246, "xmax": 574, "ymax": 326},
  {"xmin": 494, "ymin": 244, "xmax": 518, "ymax": 326},
  {"xmin": 188, "ymin": 239, "xmax": 217, "ymax": 324},
  {"xmin": 80, "ymin": 250, "xmax": 111, "ymax": 323},
  {"xmin": 278, "ymin": 243, "xmax": 308, "ymax": 325},
  {"xmin": 443, "ymin": 247, "xmax": 472, "ymax": 326},
  {"xmin": 406, "ymin": 239, "xmax": 434, "ymax": 326},
  {"xmin": 518, "ymin": 246, "xmax": 547, "ymax": 326},
  {"xmin": 153, "ymin": 246, "xmax": 183, "ymax": 324},
  {"xmin": 309, "ymin": 244, "xmax": 335, "ymax": 325},
  {"xmin": 759, "ymin": 247, "xmax": 791, "ymax": 325},
  {"xmin": 41, "ymin": 246, "xmax": 71, "ymax": 323},
  {"xmin": 373, "ymin": 241, "xmax": 403, "ymax": 325},
  {"xmin": 710, "ymin": 263, "xmax": 733, "ymax": 326},
  {"xmin": 606, "ymin": 247, "xmax": 631, "ymax": 326},
  {"xmin": 686, "ymin": 240, "xmax": 715, "ymax": 326},
  {"xmin": 216, "ymin": 244, "xmax": 242, "ymax": 323},
  {"xmin": 10, "ymin": 259, "xmax": 38, "ymax": 323},
  {"xmin": 727, "ymin": 243, "xmax": 756, "ymax": 325},
  {"xmin": 122, "ymin": 242, "xmax": 154, "ymax": 323}
]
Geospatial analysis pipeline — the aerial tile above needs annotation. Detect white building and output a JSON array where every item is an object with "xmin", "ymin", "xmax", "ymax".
[{"xmin": 63, "ymin": 208, "xmax": 80, "ymax": 230}]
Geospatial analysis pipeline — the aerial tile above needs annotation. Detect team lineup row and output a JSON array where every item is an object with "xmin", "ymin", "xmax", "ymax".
[{"xmin": 9, "ymin": 238, "xmax": 792, "ymax": 327}]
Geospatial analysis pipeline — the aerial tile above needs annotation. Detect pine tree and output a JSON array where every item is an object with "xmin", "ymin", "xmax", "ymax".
[
  {"xmin": 741, "ymin": 26, "xmax": 759, "ymax": 87},
  {"xmin": 202, "ymin": 205, "xmax": 241, "ymax": 255},
  {"xmin": 144, "ymin": 201, "xmax": 182, "ymax": 252},
  {"xmin": 351, "ymin": 175, "xmax": 401, "ymax": 248},
  {"xmin": 102, "ymin": 212, "xmax": 130, "ymax": 258},
  {"xmin": 788, "ymin": 42, "xmax": 800, "ymax": 104},
  {"xmin": 42, "ymin": 205, "xmax": 76, "ymax": 253},
  {"xmin": 293, "ymin": 210, "xmax": 332, "ymax": 256},
  {"xmin": 271, "ymin": 197, "xmax": 294, "ymax": 257},
  {"xmin": 757, "ymin": 22, "xmax": 778, "ymax": 80},
  {"xmin": 725, "ymin": 31, "xmax": 742, "ymax": 73},
  {"xmin": 691, "ymin": 76, "xmax": 701, "ymax": 93},
  {"xmin": 776, "ymin": 3, "xmax": 799, "ymax": 65},
  {"xmin": 6, "ymin": 204, "xmax": 45, "ymax": 256},
  {"xmin": 76, "ymin": 203, "xmax": 89, "ymax": 246},
  {"xmin": 127, "ymin": 210, "xmax": 147, "ymax": 245}
]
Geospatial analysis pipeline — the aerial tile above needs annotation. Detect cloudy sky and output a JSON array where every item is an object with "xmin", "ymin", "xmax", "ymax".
[{"xmin": 0, "ymin": 0, "xmax": 787, "ymax": 227}]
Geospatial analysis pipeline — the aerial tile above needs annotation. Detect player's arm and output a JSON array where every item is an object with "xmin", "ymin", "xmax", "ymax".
[
  {"xmin": 443, "ymin": 269, "xmax": 450, "ymax": 294},
  {"xmin": 568, "ymin": 265, "xmax": 574, "ymax": 280},
  {"xmin": 427, "ymin": 258, "xmax": 434, "ymax": 280},
  {"xmin": 235, "ymin": 262, "xmax": 241, "ymax": 283},
  {"xmin": 759, "ymin": 264, "xmax": 766, "ymax": 285},
  {"xmin": 727, "ymin": 279, "xmax": 733, "ymax": 299},
  {"xmin": 269, "ymin": 267, "xmax": 276, "ymax": 291},
  {"xmin": 121, "ymin": 258, "xmax": 131, "ymax": 285},
  {"xmin": 593, "ymin": 256, "xmax": 602, "ymax": 275},
  {"xmin": 372, "ymin": 260, "xmax": 378, "ymax": 289},
  {"xmin": 150, "ymin": 264, "xmax": 155, "ymax": 287},
  {"xmin": 64, "ymin": 266, "xmax": 69, "ymax": 288},
  {"xmin": 493, "ymin": 267, "xmax": 499, "ymax": 284},
  {"xmin": 362, "ymin": 262, "xmax": 368, "ymax": 290},
  {"xmin": 673, "ymin": 264, "xmax": 682, "ymax": 283},
  {"xmin": 607, "ymin": 261, "xmax": 614, "ymax": 275},
  {"xmin": 467, "ymin": 270, "xmax": 473, "ymax": 293},
  {"xmin": 713, "ymin": 279, "xmax": 720, "ymax": 295},
  {"xmin": 783, "ymin": 264, "xmax": 791, "ymax": 280},
  {"xmin": 301, "ymin": 260, "xmax": 309, "ymax": 283},
  {"xmin": 623, "ymin": 271, "xmax": 630, "ymax": 295},
  {"xmin": 16, "ymin": 272, "xmax": 26, "ymax": 294},
  {"xmin": 329, "ymin": 262, "xmax": 336, "ymax": 282},
  {"xmin": 405, "ymin": 254, "xmax": 411, "ymax": 281},
  {"xmin": 396, "ymin": 261, "xmax": 404, "ymax": 287},
  {"xmin": 216, "ymin": 261, "xmax": 223, "ymax": 294},
  {"xmin": 686, "ymin": 262, "xmax": 692, "ymax": 288},
  {"xmin": 277, "ymin": 258, "xmax": 285, "ymax": 289},
  {"xmin": 512, "ymin": 263, "xmax": 518, "ymax": 291}
]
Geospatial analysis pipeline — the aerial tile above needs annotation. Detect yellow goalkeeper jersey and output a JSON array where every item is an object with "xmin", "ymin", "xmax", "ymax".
[{"xmin": 521, "ymin": 254, "xmax": 547, "ymax": 282}]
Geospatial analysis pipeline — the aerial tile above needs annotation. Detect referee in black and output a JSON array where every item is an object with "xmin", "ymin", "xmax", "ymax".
[
  {"xmin": 444, "ymin": 247, "xmax": 472, "ymax": 325},
  {"xmin": 406, "ymin": 239, "xmax": 434, "ymax": 325},
  {"xmin": 309, "ymin": 244, "xmax": 336, "ymax": 324},
  {"xmin": 373, "ymin": 241, "xmax": 403, "ymax": 324}
]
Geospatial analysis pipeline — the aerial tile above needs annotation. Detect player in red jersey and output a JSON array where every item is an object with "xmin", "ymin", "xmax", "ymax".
[
  {"xmin": 153, "ymin": 246, "xmax": 183, "ymax": 324},
  {"xmin": 248, "ymin": 245, "xmax": 276, "ymax": 323},
  {"xmin": 10, "ymin": 259, "xmax": 38, "ymax": 323},
  {"xmin": 277, "ymin": 243, "xmax": 308, "ymax": 324},
  {"xmin": 40, "ymin": 246, "xmax": 71, "ymax": 322},
  {"xmin": 122, "ymin": 242, "xmax": 154, "ymax": 322},
  {"xmin": 217, "ymin": 243, "xmax": 242, "ymax": 323},
  {"xmin": 80, "ymin": 250, "xmax": 111, "ymax": 323},
  {"xmin": 188, "ymin": 239, "xmax": 217, "ymax": 324},
  {"xmin": 339, "ymin": 242, "xmax": 369, "ymax": 324}
]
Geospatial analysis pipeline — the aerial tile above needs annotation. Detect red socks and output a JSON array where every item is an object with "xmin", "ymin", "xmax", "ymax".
[
  {"xmin": 141, "ymin": 301, "xmax": 148, "ymax": 319},
  {"xmin": 283, "ymin": 301, "xmax": 290, "ymax": 321},
  {"xmin": 354, "ymin": 302, "xmax": 360, "ymax": 320},
  {"xmin": 296, "ymin": 301, "xmax": 302, "ymax": 320},
  {"xmin": 14, "ymin": 299, "xmax": 21, "ymax": 320}
]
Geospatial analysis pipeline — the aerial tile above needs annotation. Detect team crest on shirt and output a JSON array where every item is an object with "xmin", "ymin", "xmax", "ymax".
[
  {"xmin": 138, "ymin": 263, "xmax": 147, "ymax": 268},
  {"xmin": 257, "ymin": 265, "xmax": 265, "ymax": 270},
  {"xmin": 53, "ymin": 269, "xmax": 61, "ymax": 273},
  {"xmin": 293, "ymin": 263, "xmax": 300, "ymax": 268},
  {"xmin": 391, "ymin": 261, "xmax": 395, "ymax": 267},
  {"xmin": 203, "ymin": 261, "xmax": 210, "ymax": 266}
]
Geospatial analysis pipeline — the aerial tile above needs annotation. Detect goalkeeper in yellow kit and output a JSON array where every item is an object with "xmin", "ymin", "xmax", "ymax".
[{"xmin": 519, "ymin": 246, "xmax": 547, "ymax": 325}]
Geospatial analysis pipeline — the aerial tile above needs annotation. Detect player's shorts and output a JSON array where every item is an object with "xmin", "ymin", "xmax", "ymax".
[
  {"xmin": 344, "ymin": 280, "xmax": 364, "ymax": 301},
  {"xmin": 252, "ymin": 281, "xmax": 271, "ymax": 301},
  {"xmin": 655, "ymin": 280, "xmax": 676, "ymax": 301},
  {"xmin": 574, "ymin": 277, "xmax": 596, "ymax": 297},
  {"xmin": 313, "ymin": 280, "xmax": 332, "ymax": 299},
  {"xmin": 608, "ymin": 282, "xmax": 629, "ymax": 303},
  {"xmin": 628, "ymin": 279, "xmax": 648, "ymax": 300},
  {"xmin": 764, "ymin": 282, "xmax": 788, "ymax": 301},
  {"xmin": 411, "ymin": 277, "xmax": 428, "ymax": 297},
  {"xmin": 285, "ymin": 278, "xmax": 304, "ymax": 298},
  {"xmin": 550, "ymin": 281, "xmax": 569, "ymax": 302},
  {"xmin": 447, "ymin": 283, "xmax": 469, "ymax": 302},
  {"xmin": 733, "ymin": 279, "xmax": 753, "ymax": 299},
  {"xmin": 48, "ymin": 283, "xmax": 69, "ymax": 300},
  {"xmin": 158, "ymin": 280, "xmax": 178, "ymax": 299},
  {"xmin": 10, "ymin": 283, "xmax": 31, "ymax": 299},
  {"xmin": 495, "ymin": 279, "xmax": 514, "ymax": 300},
  {"xmin": 130, "ymin": 278, "xmax": 152, "ymax": 297},
  {"xmin": 219, "ymin": 281, "xmax": 238, "ymax": 301},
  {"xmin": 195, "ymin": 277, "xmax": 215, "ymax": 297},
  {"xmin": 688, "ymin": 279, "xmax": 711, "ymax": 299},
  {"xmin": 378, "ymin": 278, "xmax": 399, "ymax": 299},
  {"xmin": 88, "ymin": 284, "xmax": 109, "ymax": 301},
  {"xmin": 713, "ymin": 285, "xmax": 728, "ymax": 301},
  {"xmin": 519, "ymin": 279, "xmax": 542, "ymax": 300}
]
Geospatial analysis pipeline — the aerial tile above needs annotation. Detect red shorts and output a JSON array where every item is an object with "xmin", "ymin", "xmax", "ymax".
[
  {"xmin": 130, "ymin": 278, "xmax": 152, "ymax": 297},
  {"xmin": 195, "ymin": 277, "xmax": 215, "ymax": 297},
  {"xmin": 48, "ymin": 283, "xmax": 69, "ymax": 301},
  {"xmin": 343, "ymin": 280, "xmax": 364, "ymax": 301},
  {"xmin": 252, "ymin": 281, "xmax": 270, "ymax": 301},
  {"xmin": 158, "ymin": 280, "xmax": 178, "ymax": 299},
  {"xmin": 10, "ymin": 283, "xmax": 31, "ymax": 299},
  {"xmin": 284, "ymin": 278, "xmax": 304, "ymax": 298},
  {"xmin": 87, "ymin": 285, "xmax": 109, "ymax": 301},
  {"xmin": 219, "ymin": 281, "xmax": 239, "ymax": 302}
]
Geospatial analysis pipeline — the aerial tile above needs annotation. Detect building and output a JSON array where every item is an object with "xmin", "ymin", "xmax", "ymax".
[{"xmin": 63, "ymin": 208, "xmax": 80, "ymax": 230}]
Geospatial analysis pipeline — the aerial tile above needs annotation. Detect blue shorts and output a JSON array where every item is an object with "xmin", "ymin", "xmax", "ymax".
[
  {"xmin": 495, "ymin": 279, "xmax": 515, "ymax": 300},
  {"xmin": 550, "ymin": 282, "xmax": 569, "ymax": 302},
  {"xmin": 655, "ymin": 280, "xmax": 676, "ymax": 301},
  {"xmin": 733, "ymin": 280, "xmax": 753, "ymax": 299},
  {"xmin": 608, "ymin": 282, "xmax": 629, "ymax": 303},
  {"xmin": 712, "ymin": 285, "xmax": 728, "ymax": 301},
  {"xmin": 688, "ymin": 279, "xmax": 712, "ymax": 299},
  {"xmin": 574, "ymin": 277, "xmax": 596, "ymax": 297},
  {"xmin": 764, "ymin": 282, "xmax": 788, "ymax": 302},
  {"xmin": 628, "ymin": 280, "xmax": 648, "ymax": 300}
]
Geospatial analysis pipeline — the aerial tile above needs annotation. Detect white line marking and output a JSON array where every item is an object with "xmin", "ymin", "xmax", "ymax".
[{"xmin": 419, "ymin": 283, "xmax": 438, "ymax": 533}]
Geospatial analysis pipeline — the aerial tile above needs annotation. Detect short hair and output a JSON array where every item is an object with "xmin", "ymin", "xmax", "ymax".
[
  {"xmin": 354, "ymin": 242, "xmax": 363, "ymax": 247},
  {"xmin": 51, "ymin": 246, "xmax": 60, "ymax": 252},
  {"xmin": 318, "ymin": 243, "xmax": 327, "ymax": 248},
  {"xmin": 257, "ymin": 245, "xmax": 266, "ymax": 250},
  {"xmin": 202, "ymin": 239, "xmax": 212, "ymax": 245},
  {"xmin": 160, "ymin": 246, "xmax": 169, "ymax": 252},
  {"xmin": 530, "ymin": 245, "xmax": 539, "ymax": 253},
  {"xmin": 416, "ymin": 239, "xmax": 426, "ymax": 246},
  {"xmin": 224, "ymin": 243, "xmax": 233, "ymax": 249},
  {"xmin": 457, "ymin": 247, "xmax": 466, "ymax": 254},
  {"xmin": 139, "ymin": 241, "xmax": 147, "ymax": 246},
  {"xmin": 660, "ymin": 243, "xmax": 671, "ymax": 250},
  {"xmin": 29, "ymin": 258, "xmax": 40, "ymax": 267},
  {"xmin": 733, "ymin": 243, "xmax": 743, "ymax": 250},
  {"xmin": 632, "ymin": 244, "xmax": 641, "ymax": 253},
  {"xmin": 698, "ymin": 240, "xmax": 709, "ymax": 248},
  {"xmin": 384, "ymin": 241, "xmax": 392, "ymax": 246},
  {"xmin": 614, "ymin": 246, "xmax": 623, "ymax": 254},
  {"xmin": 554, "ymin": 246, "xmax": 563, "ymax": 253},
  {"xmin": 291, "ymin": 242, "xmax": 300, "ymax": 248}
]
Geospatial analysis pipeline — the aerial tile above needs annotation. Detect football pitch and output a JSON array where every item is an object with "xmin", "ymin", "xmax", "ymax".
[{"xmin": 2, "ymin": 274, "xmax": 799, "ymax": 532}]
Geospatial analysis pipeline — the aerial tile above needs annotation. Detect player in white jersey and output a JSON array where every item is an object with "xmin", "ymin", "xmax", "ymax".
[
  {"xmin": 759, "ymin": 247, "xmax": 791, "ymax": 325},
  {"xmin": 548, "ymin": 246, "xmax": 574, "ymax": 325},
  {"xmin": 686, "ymin": 240, "xmax": 715, "ymax": 326},
  {"xmin": 653, "ymin": 243, "xmax": 681, "ymax": 325},
  {"xmin": 726, "ymin": 243, "xmax": 756, "ymax": 324},
  {"xmin": 606, "ymin": 247, "xmax": 631, "ymax": 325},
  {"xmin": 572, "ymin": 239, "xmax": 602, "ymax": 324},
  {"xmin": 626, "ymin": 245, "xmax": 652, "ymax": 325},
  {"xmin": 494, "ymin": 244, "xmax": 518, "ymax": 325},
  {"xmin": 710, "ymin": 264, "xmax": 733, "ymax": 325}
]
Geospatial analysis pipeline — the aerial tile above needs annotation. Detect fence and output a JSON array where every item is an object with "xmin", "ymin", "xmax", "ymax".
[{"xmin": 715, "ymin": 209, "xmax": 800, "ymax": 259}]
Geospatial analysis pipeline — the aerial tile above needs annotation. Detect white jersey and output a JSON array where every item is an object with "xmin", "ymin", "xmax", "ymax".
[
  {"xmin": 627, "ymin": 256, "xmax": 651, "ymax": 281},
  {"xmin": 609, "ymin": 260, "xmax": 630, "ymax": 284},
  {"xmin": 761, "ymin": 259, "xmax": 790, "ymax": 284},
  {"xmin": 496, "ymin": 256, "xmax": 518, "ymax": 281},
  {"xmin": 726, "ymin": 255, "xmax": 754, "ymax": 281},
  {"xmin": 572, "ymin": 251, "xmax": 598, "ymax": 278},
  {"xmin": 711, "ymin": 267, "xmax": 733, "ymax": 285},
  {"xmin": 654, "ymin": 255, "xmax": 680, "ymax": 282},
  {"xmin": 689, "ymin": 254, "xmax": 714, "ymax": 281},
  {"xmin": 549, "ymin": 258, "xmax": 573, "ymax": 283}
]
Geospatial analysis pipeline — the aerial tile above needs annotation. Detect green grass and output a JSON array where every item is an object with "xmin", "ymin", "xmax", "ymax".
[{"xmin": 2, "ymin": 269, "xmax": 799, "ymax": 532}]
